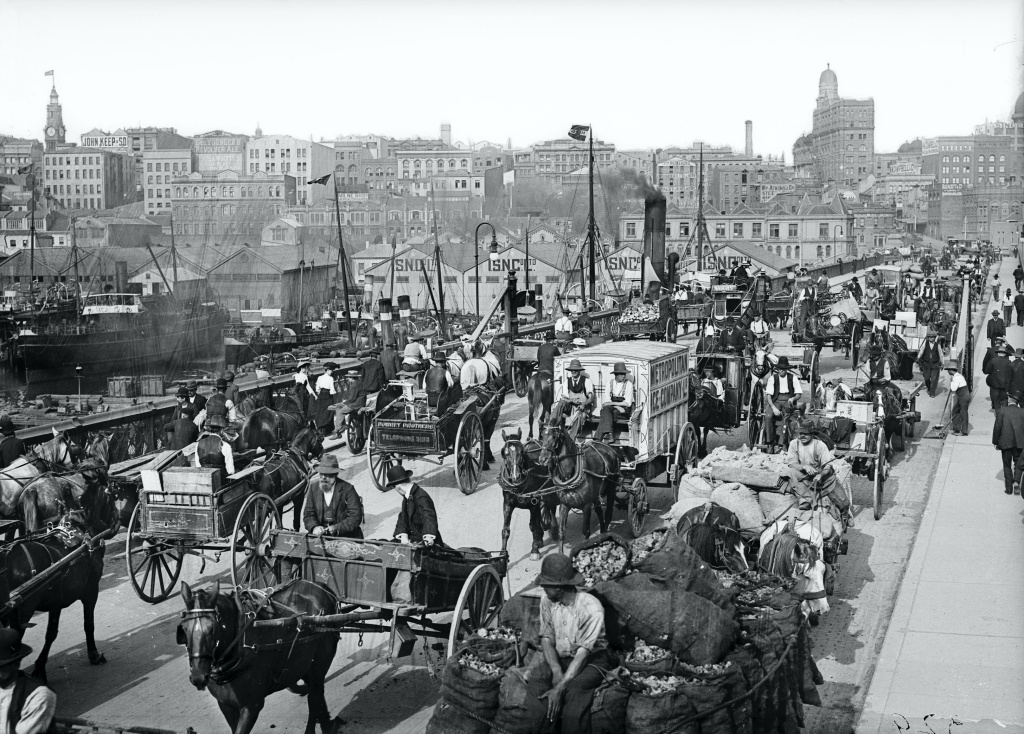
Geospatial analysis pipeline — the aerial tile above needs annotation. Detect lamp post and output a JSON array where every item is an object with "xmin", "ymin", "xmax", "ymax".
[
  {"xmin": 833, "ymin": 225, "xmax": 843, "ymax": 260},
  {"xmin": 474, "ymin": 222, "xmax": 498, "ymax": 321},
  {"xmin": 75, "ymin": 365, "xmax": 82, "ymax": 412}
]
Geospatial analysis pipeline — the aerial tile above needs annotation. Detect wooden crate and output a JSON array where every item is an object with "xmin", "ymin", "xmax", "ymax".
[
  {"xmin": 162, "ymin": 467, "xmax": 221, "ymax": 494},
  {"xmin": 107, "ymin": 376, "xmax": 137, "ymax": 398},
  {"xmin": 139, "ymin": 375, "xmax": 165, "ymax": 396}
]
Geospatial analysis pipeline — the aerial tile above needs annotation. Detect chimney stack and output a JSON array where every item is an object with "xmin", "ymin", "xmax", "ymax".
[
  {"xmin": 440, "ymin": 123, "xmax": 451, "ymax": 147},
  {"xmin": 643, "ymin": 192, "xmax": 668, "ymax": 284},
  {"xmin": 745, "ymin": 120, "xmax": 753, "ymax": 158}
]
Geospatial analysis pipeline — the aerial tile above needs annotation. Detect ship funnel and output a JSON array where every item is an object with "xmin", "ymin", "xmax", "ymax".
[
  {"xmin": 378, "ymin": 297, "xmax": 395, "ymax": 347},
  {"xmin": 667, "ymin": 252, "xmax": 680, "ymax": 290},
  {"xmin": 643, "ymin": 192, "xmax": 667, "ymax": 284},
  {"xmin": 115, "ymin": 261, "xmax": 128, "ymax": 293}
]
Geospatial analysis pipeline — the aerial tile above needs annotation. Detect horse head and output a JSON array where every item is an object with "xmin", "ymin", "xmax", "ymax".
[
  {"xmin": 178, "ymin": 580, "xmax": 232, "ymax": 691},
  {"xmin": 500, "ymin": 428, "xmax": 529, "ymax": 486},
  {"xmin": 292, "ymin": 421, "xmax": 324, "ymax": 462},
  {"xmin": 537, "ymin": 422, "xmax": 565, "ymax": 469},
  {"xmin": 31, "ymin": 430, "xmax": 78, "ymax": 471},
  {"xmin": 85, "ymin": 431, "xmax": 112, "ymax": 467}
]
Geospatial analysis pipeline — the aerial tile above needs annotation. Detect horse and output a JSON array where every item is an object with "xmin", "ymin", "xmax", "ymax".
[
  {"xmin": 0, "ymin": 430, "xmax": 82, "ymax": 526},
  {"xmin": 525, "ymin": 371, "xmax": 553, "ymax": 440},
  {"xmin": 687, "ymin": 372, "xmax": 724, "ymax": 458},
  {"xmin": 235, "ymin": 383, "xmax": 274, "ymax": 418},
  {"xmin": 6, "ymin": 456, "xmax": 117, "ymax": 683},
  {"xmin": 178, "ymin": 580, "xmax": 340, "ymax": 734},
  {"xmin": 537, "ymin": 423, "xmax": 619, "ymax": 555},
  {"xmin": 498, "ymin": 428, "xmax": 557, "ymax": 560},
  {"xmin": 675, "ymin": 502, "xmax": 749, "ymax": 573},
  {"xmin": 241, "ymin": 396, "xmax": 304, "ymax": 453},
  {"xmin": 18, "ymin": 431, "xmax": 112, "ymax": 534},
  {"xmin": 256, "ymin": 425, "xmax": 323, "ymax": 532},
  {"xmin": 759, "ymin": 521, "xmax": 830, "ymax": 618}
]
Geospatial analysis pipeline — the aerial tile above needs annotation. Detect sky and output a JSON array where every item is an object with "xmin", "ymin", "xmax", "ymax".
[{"xmin": 3, "ymin": 0, "xmax": 1022, "ymax": 157}]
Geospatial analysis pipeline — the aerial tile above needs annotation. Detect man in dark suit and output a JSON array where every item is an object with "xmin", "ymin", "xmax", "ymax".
[
  {"xmin": 302, "ymin": 454, "xmax": 363, "ymax": 538},
  {"xmin": 389, "ymin": 464, "xmax": 441, "ymax": 545},
  {"xmin": 165, "ymin": 403, "xmax": 199, "ymax": 450},
  {"xmin": 987, "ymin": 309, "xmax": 1006, "ymax": 346},
  {"xmin": 186, "ymin": 380, "xmax": 207, "ymax": 413},
  {"xmin": 1011, "ymin": 349, "xmax": 1024, "ymax": 401},
  {"xmin": 170, "ymin": 385, "xmax": 190, "ymax": 421},
  {"xmin": 917, "ymin": 329, "xmax": 944, "ymax": 397},
  {"xmin": 1014, "ymin": 291, "xmax": 1024, "ymax": 327},
  {"xmin": 379, "ymin": 341, "xmax": 402, "ymax": 382},
  {"xmin": 985, "ymin": 343, "xmax": 1013, "ymax": 411},
  {"xmin": 584, "ymin": 323, "xmax": 608, "ymax": 347},
  {"xmin": 993, "ymin": 392, "xmax": 1024, "ymax": 494},
  {"xmin": 983, "ymin": 336, "xmax": 1013, "ymax": 374},
  {"xmin": 361, "ymin": 350, "xmax": 387, "ymax": 394},
  {"xmin": 537, "ymin": 332, "xmax": 560, "ymax": 377}
]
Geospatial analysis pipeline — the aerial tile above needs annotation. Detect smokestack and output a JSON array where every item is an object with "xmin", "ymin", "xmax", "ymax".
[
  {"xmin": 440, "ymin": 123, "xmax": 451, "ymax": 147},
  {"xmin": 643, "ymin": 191, "xmax": 668, "ymax": 284},
  {"xmin": 745, "ymin": 120, "xmax": 753, "ymax": 158},
  {"xmin": 115, "ymin": 261, "xmax": 128, "ymax": 292},
  {"xmin": 667, "ymin": 252, "xmax": 680, "ymax": 290},
  {"xmin": 378, "ymin": 297, "xmax": 394, "ymax": 347}
]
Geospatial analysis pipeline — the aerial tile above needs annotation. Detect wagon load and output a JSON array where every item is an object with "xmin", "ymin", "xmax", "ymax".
[
  {"xmin": 619, "ymin": 302, "xmax": 662, "ymax": 325},
  {"xmin": 570, "ymin": 533, "xmax": 631, "ymax": 586},
  {"xmin": 709, "ymin": 482, "xmax": 765, "ymax": 535}
]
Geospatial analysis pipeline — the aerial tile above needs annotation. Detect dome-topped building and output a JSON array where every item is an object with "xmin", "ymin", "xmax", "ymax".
[
  {"xmin": 818, "ymin": 64, "xmax": 838, "ymax": 106},
  {"xmin": 1013, "ymin": 91, "xmax": 1023, "ymax": 122}
]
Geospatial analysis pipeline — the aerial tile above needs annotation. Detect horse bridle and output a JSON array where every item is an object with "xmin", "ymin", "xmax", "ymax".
[{"xmin": 29, "ymin": 436, "xmax": 73, "ymax": 471}]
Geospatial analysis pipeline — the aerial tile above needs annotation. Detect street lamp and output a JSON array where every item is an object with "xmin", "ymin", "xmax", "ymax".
[
  {"xmin": 833, "ymin": 225, "xmax": 843, "ymax": 259},
  {"xmin": 474, "ymin": 222, "xmax": 499, "ymax": 320}
]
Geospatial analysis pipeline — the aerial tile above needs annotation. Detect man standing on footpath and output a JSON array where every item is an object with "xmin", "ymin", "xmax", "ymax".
[
  {"xmin": 987, "ymin": 308, "xmax": 1006, "ymax": 347},
  {"xmin": 992, "ymin": 392, "xmax": 1024, "ymax": 495},
  {"xmin": 1014, "ymin": 290, "xmax": 1024, "ymax": 327},
  {"xmin": 984, "ymin": 343, "xmax": 1013, "ymax": 411},
  {"xmin": 916, "ymin": 328, "xmax": 944, "ymax": 398},
  {"xmin": 946, "ymin": 360, "xmax": 971, "ymax": 436}
]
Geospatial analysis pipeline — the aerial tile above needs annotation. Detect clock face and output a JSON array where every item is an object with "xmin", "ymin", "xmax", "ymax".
[{"xmin": 46, "ymin": 127, "xmax": 56, "ymax": 137}]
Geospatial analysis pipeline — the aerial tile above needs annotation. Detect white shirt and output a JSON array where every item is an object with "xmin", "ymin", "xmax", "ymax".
[
  {"xmin": 0, "ymin": 681, "xmax": 56, "ymax": 734},
  {"xmin": 555, "ymin": 316, "xmax": 574, "ymax": 333},
  {"xmin": 315, "ymin": 373, "xmax": 337, "ymax": 394},
  {"xmin": 949, "ymin": 371, "xmax": 968, "ymax": 392},
  {"xmin": 555, "ymin": 375, "xmax": 594, "ymax": 402},
  {"xmin": 750, "ymin": 319, "xmax": 769, "ymax": 336},
  {"xmin": 403, "ymin": 342, "xmax": 427, "ymax": 364},
  {"xmin": 765, "ymin": 371, "xmax": 803, "ymax": 397},
  {"xmin": 193, "ymin": 433, "xmax": 235, "ymax": 475},
  {"xmin": 702, "ymin": 377, "xmax": 725, "ymax": 401},
  {"xmin": 295, "ymin": 373, "xmax": 316, "ymax": 396},
  {"xmin": 607, "ymin": 378, "xmax": 634, "ymax": 409}
]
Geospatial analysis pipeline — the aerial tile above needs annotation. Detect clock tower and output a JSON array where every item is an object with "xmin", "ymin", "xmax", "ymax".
[{"xmin": 44, "ymin": 85, "xmax": 65, "ymax": 151}]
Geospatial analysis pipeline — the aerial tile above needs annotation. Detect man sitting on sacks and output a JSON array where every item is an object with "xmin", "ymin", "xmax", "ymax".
[{"xmin": 786, "ymin": 418, "xmax": 852, "ymax": 522}]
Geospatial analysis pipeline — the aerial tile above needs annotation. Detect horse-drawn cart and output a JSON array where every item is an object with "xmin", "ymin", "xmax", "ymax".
[
  {"xmin": 265, "ymin": 531, "xmax": 508, "ymax": 660},
  {"xmin": 366, "ymin": 380, "xmax": 504, "ymax": 495},
  {"xmin": 115, "ymin": 446, "xmax": 312, "ymax": 603},
  {"xmin": 507, "ymin": 339, "xmax": 542, "ymax": 398}
]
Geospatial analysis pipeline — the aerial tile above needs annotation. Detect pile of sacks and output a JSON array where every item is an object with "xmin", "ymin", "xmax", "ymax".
[
  {"xmin": 672, "ymin": 445, "xmax": 851, "ymax": 539},
  {"xmin": 481, "ymin": 528, "xmax": 820, "ymax": 734}
]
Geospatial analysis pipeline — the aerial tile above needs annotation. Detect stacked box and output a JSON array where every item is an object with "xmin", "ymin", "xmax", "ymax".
[
  {"xmin": 139, "ymin": 375, "xmax": 165, "ymax": 396},
  {"xmin": 107, "ymin": 376, "xmax": 137, "ymax": 398}
]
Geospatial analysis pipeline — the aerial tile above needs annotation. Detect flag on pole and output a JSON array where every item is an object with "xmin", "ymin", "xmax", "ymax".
[
  {"xmin": 568, "ymin": 125, "xmax": 590, "ymax": 142},
  {"xmin": 44, "ymin": 70, "xmax": 53, "ymax": 76},
  {"xmin": 17, "ymin": 164, "xmax": 33, "ymax": 174},
  {"xmin": 309, "ymin": 174, "xmax": 332, "ymax": 186}
]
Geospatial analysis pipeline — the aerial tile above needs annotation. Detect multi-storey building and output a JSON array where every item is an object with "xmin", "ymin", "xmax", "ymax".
[
  {"xmin": 656, "ymin": 157, "xmax": 698, "ymax": 208},
  {"xmin": 531, "ymin": 137, "xmax": 615, "ymax": 186},
  {"xmin": 246, "ymin": 134, "xmax": 333, "ymax": 206},
  {"xmin": 359, "ymin": 156, "xmax": 399, "ymax": 193},
  {"xmin": 142, "ymin": 149, "xmax": 193, "ymax": 216},
  {"xmin": 169, "ymin": 171, "xmax": 296, "ymax": 243},
  {"xmin": 849, "ymin": 201, "xmax": 898, "ymax": 251},
  {"xmin": 793, "ymin": 66, "xmax": 875, "ymax": 188},
  {"xmin": 707, "ymin": 157, "xmax": 787, "ymax": 212},
  {"xmin": 396, "ymin": 145, "xmax": 471, "ymax": 183},
  {"xmin": 192, "ymin": 131, "xmax": 249, "ymax": 174},
  {"xmin": 0, "ymin": 138, "xmax": 43, "ymax": 178},
  {"xmin": 42, "ymin": 147, "xmax": 135, "ymax": 210},
  {"xmin": 616, "ymin": 149, "xmax": 653, "ymax": 177}
]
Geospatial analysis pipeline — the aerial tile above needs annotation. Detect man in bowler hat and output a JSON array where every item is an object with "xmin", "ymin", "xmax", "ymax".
[
  {"xmin": 387, "ymin": 464, "xmax": 441, "ymax": 603},
  {"xmin": 993, "ymin": 392, "xmax": 1024, "ymax": 494},
  {"xmin": 303, "ymin": 454, "xmax": 363, "ymax": 538}
]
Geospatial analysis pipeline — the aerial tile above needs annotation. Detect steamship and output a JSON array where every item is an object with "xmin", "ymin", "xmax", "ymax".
[{"xmin": 9, "ymin": 292, "xmax": 229, "ymax": 380}]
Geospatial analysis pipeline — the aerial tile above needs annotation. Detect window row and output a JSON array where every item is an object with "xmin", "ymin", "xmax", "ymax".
[{"xmin": 175, "ymin": 185, "xmax": 283, "ymax": 199}]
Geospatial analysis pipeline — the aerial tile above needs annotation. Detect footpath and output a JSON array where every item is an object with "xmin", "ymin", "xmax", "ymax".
[{"xmin": 857, "ymin": 258, "xmax": 1024, "ymax": 733}]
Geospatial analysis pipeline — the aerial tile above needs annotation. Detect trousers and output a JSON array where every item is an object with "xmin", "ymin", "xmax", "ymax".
[
  {"xmin": 990, "ymin": 387, "xmax": 1008, "ymax": 411},
  {"xmin": 765, "ymin": 395, "xmax": 795, "ymax": 446},
  {"xmin": 596, "ymin": 404, "xmax": 631, "ymax": 438},
  {"xmin": 951, "ymin": 393, "xmax": 970, "ymax": 435},
  {"xmin": 557, "ymin": 649, "xmax": 612, "ymax": 734},
  {"xmin": 1001, "ymin": 448, "xmax": 1022, "ymax": 493},
  {"xmin": 920, "ymin": 363, "xmax": 941, "ymax": 397}
]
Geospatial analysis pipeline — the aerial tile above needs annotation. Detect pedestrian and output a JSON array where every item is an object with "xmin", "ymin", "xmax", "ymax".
[
  {"xmin": 535, "ymin": 553, "xmax": 611, "ymax": 734},
  {"xmin": 1014, "ymin": 264, "xmax": 1024, "ymax": 292},
  {"xmin": 1002, "ymin": 288, "xmax": 1014, "ymax": 324},
  {"xmin": 992, "ymin": 273, "xmax": 1001, "ymax": 301},
  {"xmin": 379, "ymin": 341, "xmax": 402, "ymax": 382},
  {"xmin": 1012, "ymin": 349, "xmax": 1024, "ymax": 400},
  {"xmin": 0, "ymin": 628, "xmax": 56, "ymax": 734},
  {"xmin": 1015, "ymin": 292, "xmax": 1024, "ymax": 328},
  {"xmin": 916, "ymin": 328, "xmax": 944, "ymax": 397},
  {"xmin": 946, "ymin": 360, "xmax": 971, "ymax": 436},
  {"xmin": 987, "ymin": 309, "xmax": 1006, "ymax": 346},
  {"xmin": 849, "ymin": 276, "xmax": 863, "ymax": 303},
  {"xmin": 164, "ymin": 403, "xmax": 199, "ymax": 450},
  {"xmin": 185, "ymin": 379, "xmax": 206, "ymax": 413},
  {"xmin": 992, "ymin": 392, "xmax": 1024, "ymax": 494},
  {"xmin": 985, "ymin": 343, "xmax": 1013, "ymax": 411}
]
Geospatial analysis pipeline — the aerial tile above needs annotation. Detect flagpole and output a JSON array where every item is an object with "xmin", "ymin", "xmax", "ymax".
[{"xmin": 588, "ymin": 125, "xmax": 596, "ymax": 305}]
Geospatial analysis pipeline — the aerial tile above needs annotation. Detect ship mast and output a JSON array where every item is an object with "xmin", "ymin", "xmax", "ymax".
[
  {"xmin": 587, "ymin": 127, "xmax": 596, "ymax": 304},
  {"xmin": 696, "ymin": 144, "xmax": 705, "ymax": 273},
  {"xmin": 430, "ymin": 181, "xmax": 447, "ymax": 337},
  {"xmin": 71, "ymin": 216, "xmax": 80, "ymax": 322}
]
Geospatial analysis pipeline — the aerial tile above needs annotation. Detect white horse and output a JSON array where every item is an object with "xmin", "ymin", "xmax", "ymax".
[{"xmin": 0, "ymin": 430, "xmax": 78, "ymax": 518}]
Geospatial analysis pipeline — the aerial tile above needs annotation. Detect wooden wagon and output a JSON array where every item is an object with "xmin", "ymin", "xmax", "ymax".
[
  {"xmin": 366, "ymin": 380, "xmax": 504, "ymax": 495},
  {"xmin": 507, "ymin": 339, "xmax": 542, "ymax": 398},
  {"xmin": 115, "ymin": 449, "xmax": 309, "ymax": 603},
  {"xmin": 263, "ymin": 531, "xmax": 508, "ymax": 661},
  {"xmin": 552, "ymin": 342, "xmax": 700, "ymax": 535}
]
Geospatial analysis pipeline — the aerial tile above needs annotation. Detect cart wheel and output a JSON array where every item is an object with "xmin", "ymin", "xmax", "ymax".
[
  {"xmin": 665, "ymin": 317, "xmax": 678, "ymax": 344},
  {"xmin": 873, "ymin": 424, "xmax": 886, "ymax": 521},
  {"xmin": 610, "ymin": 321, "xmax": 621, "ymax": 338},
  {"xmin": 447, "ymin": 564, "xmax": 504, "ymax": 658},
  {"xmin": 366, "ymin": 425, "xmax": 395, "ymax": 492},
  {"xmin": 891, "ymin": 418, "xmax": 906, "ymax": 452},
  {"xmin": 627, "ymin": 478, "xmax": 649, "ymax": 538},
  {"xmin": 851, "ymin": 321, "xmax": 862, "ymax": 368},
  {"xmin": 808, "ymin": 350, "xmax": 821, "ymax": 410},
  {"xmin": 125, "ymin": 502, "xmax": 184, "ymax": 604},
  {"xmin": 231, "ymin": 493, "xmax": 281, "ymax": 590},
  {"xmin": 673, "ymin": 422, "xmax": 700, "ymax": 502},
  {"xmin": 455, "ymin": 411, "xmax": 484, "ymax": 495},
  {"xmin": 747, "ymin": 381, "xmax": 765, "ymax": 449},
  {"xmin": 513, "ymin": 363, "xmax": 530, "ymax": 398},
  {"xmin": 347, "ymin": 413, "xmax": 366, "ymax": 455}
]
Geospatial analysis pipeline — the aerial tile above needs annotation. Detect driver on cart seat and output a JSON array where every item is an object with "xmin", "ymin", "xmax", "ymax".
[
  {"xmin": 388, "ymin": 464, "xmax": 442, "ymax": 604},
  {"xmin": 303, "ymin": 454, "xmax": 363, "ymax": 539},
  {"xmin": 194, "ymin": 413, "xmax": 234, "ymax": 480},
  {"xmin": 333, "ymin": 367, "xmax": 367, "ymax": 440},
  {"xmin": 552, "ymin": 359, "xmax": 595, "ymax": 440},
  {"xmin": 597, "ymin": 362, "xmax": 633, "ymax": 442},
  {"xmin": 787, "ymin": 419, "xmax": 851, "ymax": 519},
  {"xmin": 424, "ymin": 350, "xmax": 457, "ymax": 414},
  {"xmin": 764, "ymin": 356, "xmax": 802, "ymax": 449}
]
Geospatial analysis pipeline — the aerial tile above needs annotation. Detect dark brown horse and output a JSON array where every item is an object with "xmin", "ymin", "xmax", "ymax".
[
  {"xmin": 537, "ymin": 424, "xmax": 619, "ymax": 555},
  {"xmin": 526, "ymin": 372, "xmax": 553, "ymax": 440},
  {"xmin": 178, "ymin": 580, "xmax": 340, "ymax": 734},
  {"xmin": 676, "ymin": 502, "xmax": 749, "ymax": 573},
  {"xmin": 7, "ymin": 453, "xmax": 117, "ymax": 683},
  {"xmin": 241, "ymin": 394, "xmax": 305, "ymax": 452},
  {"xmin": 498, "ymin": 428, "xmax": 557, "ymax": 561},
  {"xmin": 18, "ymin": 432, "xmax": 111, "ymax": 534},
  {"xmin": 235, "ymin": 383, "xmax": 274, "ymax": 418},
  {"xmin": 257, "ymin": 426, "xmax": 323, "ymax": 531},
  {"xmin": 687, "ymin": 372, "xmax": 724, "ymax": 458}
]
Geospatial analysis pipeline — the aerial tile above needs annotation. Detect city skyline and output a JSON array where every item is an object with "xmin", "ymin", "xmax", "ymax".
[{"xmin": 3, "ymin": 0, "xmax": 1022, "ymax": 156}]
